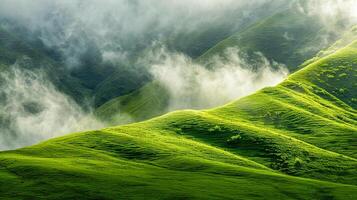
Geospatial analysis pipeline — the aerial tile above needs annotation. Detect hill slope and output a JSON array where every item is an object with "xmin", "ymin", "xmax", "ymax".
[
  {"xmin": 95, "ymin": 81, "xmax": 169, "ymax": 124},
  {"xmin": 197, "ymin": 7, "xmax": 344, "ymax": 71},
  {"xmin": 96, "ymin": 6, "xmax": 353, "ymax": 125},
  {"xmin": 0, "ymin": 39, "xmax": 356, "ymax": 199}
]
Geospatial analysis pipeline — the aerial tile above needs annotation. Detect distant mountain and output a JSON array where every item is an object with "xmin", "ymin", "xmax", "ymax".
[{"xmin": 1, "ymin": 38, "xmax": 356, "ymax": 199}]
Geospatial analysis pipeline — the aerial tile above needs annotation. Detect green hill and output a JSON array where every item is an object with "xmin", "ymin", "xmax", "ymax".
[
  {"xmin": 91, "ymin": 2, "xmax": 289, "ymax": 109},
  {"xmin": 1, "ymin": 39, "xmax": 356, "ymax": 199},
  {"xmin": 95, "ymin": 81, "xmax": 169, "ymax": 124},
  {"xmin": 197, "ymin": 7, "xmax": 344, "ymax": 71},
  {"xmin": 300, "ymin": 26, "xmax": 357, "ymax": 68},
  {"xmin": 165, "ymin": 1, "xmax": 288, "ymax": 59},
  {"xmin": 96, "ymin": 6, "xmax": 354, "ymax": 125},
  {"xmin": 0, "ymin": 2, "xmax": 350, "ymax": 117}
]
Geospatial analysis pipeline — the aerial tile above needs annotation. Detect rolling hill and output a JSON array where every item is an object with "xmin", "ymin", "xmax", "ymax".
[
  {"xmin": 95, "ymin": 8, "xmax": 353, "ymax": 125},
  {"xmin": 1, "ymin": 2, "xmax": 348, "ymax": 124},
  {"xmin": 95, "ymin": 81, "xmax": 169, "ymax": 124},
  {"xmin": 0, "ymin": 1, "xmax": 286, "ymax": 110},
  {"xmin": 197, "ymin": 6, "xmax": 345, "ymax": 71},
  {"xmin": 1, "ymin": 38, "xmax": 356, "ymax": 199},
  {"xmin": 91, "ymin": 1, "xmax": 289, "ymax": 108}
]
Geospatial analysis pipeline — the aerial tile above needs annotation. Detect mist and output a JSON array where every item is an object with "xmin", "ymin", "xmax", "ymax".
[
  {"xmin": 0, "ymin": 63, "xmax": 105, "ymax": 150},
  {"xmin": 143, "ymin": 46, "xmax": 288, "ymax": 111},
  {"xmin": 1, "ymin": 0, "xmax": 356, "ymax": 67},
  {"xmin": 1, "ymin": 0, "xmax": 357, "ymax": 150},
  {"xmin": 0, "ymin": 0, "xmax": 287, "ymax": 66},
  {"xmin": 0, "ymin": 0, "xmax": 289, "ymax": 150},
  {"xmin": 298, "ymin": 0, "xmax": 357, "ymax": 29}
]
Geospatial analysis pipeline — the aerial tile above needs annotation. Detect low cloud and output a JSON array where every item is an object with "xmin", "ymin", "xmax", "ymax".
[
  {"xmin": 1, "ymin": 0, "xmax": 355, "ymax": 151},
  {"xmin": 0, "ymin": 61, "xmax": 105, "ymax": 150},
  {"xmin": 143, "ymin": 47, "xmax": 288, "ymax": 111},
  {"xmin": 0, "ymin": 0, "xmax": 286, "ymax": 68},
  {"xmin": 297, "ymin": 0, "xmax": 357, "ymax": 26}
]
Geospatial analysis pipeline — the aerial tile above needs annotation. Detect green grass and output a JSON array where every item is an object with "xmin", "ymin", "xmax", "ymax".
[
  {"xmin": 95, "ymin": 81, "xmax": 170, "ymax": 124},
  {"xmin": 0, "ymin": 39, "xmax": 356, "ymax": 199},
  {"xmin": 0, "ymin": 122, "xmax": 356, "ymax": 199}
]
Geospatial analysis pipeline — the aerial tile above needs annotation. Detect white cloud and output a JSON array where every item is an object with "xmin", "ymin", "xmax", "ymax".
[
  {"xmin": 144, "ymin": 47, "xmax": 288, "ymax": 110},
  {"xmin": 0, "ymin": 61, "xmax": 105, "ymax": 150}
]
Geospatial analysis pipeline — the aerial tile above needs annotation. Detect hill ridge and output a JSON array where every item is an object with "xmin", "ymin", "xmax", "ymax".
[{"xmin": 0, "ymin": 39, "xmax": 356, "ymax": 199}]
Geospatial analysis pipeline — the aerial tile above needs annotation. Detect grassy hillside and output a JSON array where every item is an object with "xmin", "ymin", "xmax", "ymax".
[
  {"xmin": 1, "ymin": 2, "xmax": 350, "ymax": 116},
  {"xmin": 96, "ymin": 6, "xmax": 353, "ymax": 124},
  {"xmin": 91, "ymin": 2, "xmax": 289, "ymax": 109},
  {"xmin": 0, "ymin": 39, "xmax": 356, "ymax": 199},
  {"xmin": 92, "ymin": 1, "xmax": 288, "ymax": 108},
  {"xmin": 165, "ymin": 1, "xmax": 288, "ymax": 59},
  {"xmin": 301, "ymin": 26, "xmax": 357, "ymax": 68},
  {"xmin": 95, "ymin": 81, "xmax": 169, "ymax": 124},
  {"xmin": 197, "ymin": 8, "xmax": 343, "ymax": 71}
]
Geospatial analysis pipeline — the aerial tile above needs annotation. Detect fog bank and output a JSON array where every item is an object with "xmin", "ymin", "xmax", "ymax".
[
  {"xmin": 0, "ymin": 63, "xmax": 105, "ymax": 150},
  {"xmin": 144, "ymin": 47, "xmax": 288, "ymax": 110}
]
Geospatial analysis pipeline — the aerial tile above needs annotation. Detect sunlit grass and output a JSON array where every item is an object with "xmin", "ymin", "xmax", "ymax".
[{"xmin": 0, "ymin": 39, "xmax": 356, "ymax": 199}]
